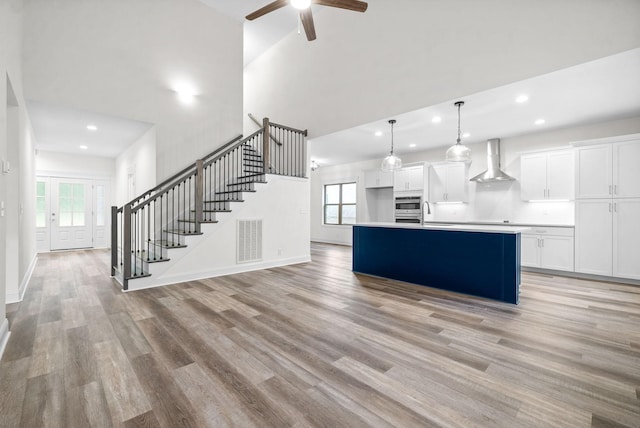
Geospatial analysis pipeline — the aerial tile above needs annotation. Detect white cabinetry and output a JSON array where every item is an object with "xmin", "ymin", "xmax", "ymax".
[
  {"xmin": 521, "ymin": 227, "xmax": 574, "ymax": 271},
  {"xmin": 393, "ymin": 165, "xmax": 424, "ymax": 192},
  {"xmin": 574, "ymin": 136, "xmax": 640, "ymax": 280},
  {"xmin": 520, "ymin": 150, "xmax": 574, "ymax": 201},
  {"xmin": 364, "ymin": 169, "xmax": 393, "ymax": 188},
  {"xmin": 575, "ymin": 199, "xmax": 640, "ymax": 279},
  {"xmin": 429, "ymin": 163, "xmax": 468, "ymax": 203},
  {"xmin": 576, "ymin": 139, "xmax": 640, "ymax": 199}
]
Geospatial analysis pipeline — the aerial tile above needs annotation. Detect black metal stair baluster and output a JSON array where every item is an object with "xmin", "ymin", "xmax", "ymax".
[
  {"xmin": 133, "ymin": 210, "xmax": 137, "ymax": 277},
  {"xmin": 147, "ymin": 204, "xmax": 150, "ymax": 261},
  {"xmin": 170, "ymin": 188, "xmax": 174, "ymax": 247}
]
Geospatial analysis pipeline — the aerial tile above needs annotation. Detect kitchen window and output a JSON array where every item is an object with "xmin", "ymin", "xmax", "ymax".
[{"xmin": 324, "ymin": 182, "xmax": 356, "ymax": 225}]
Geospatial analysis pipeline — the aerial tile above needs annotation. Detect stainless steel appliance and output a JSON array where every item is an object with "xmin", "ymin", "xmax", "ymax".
[{"xmin": 394, "ymin": 196, "xmax": 422, "ymax": 223}]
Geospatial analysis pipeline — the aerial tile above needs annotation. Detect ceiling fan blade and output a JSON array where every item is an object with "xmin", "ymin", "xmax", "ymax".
[
  {"xmin": 246, "ymin": 0, "xmax": 289, "ymax": 21},
  {"xmin": 313, "ymin": 0, "xmax": 368, "ymax": 13},
  {"xmin": 300, "ymin": 9, "xmax": 317, "ymax": 41}
]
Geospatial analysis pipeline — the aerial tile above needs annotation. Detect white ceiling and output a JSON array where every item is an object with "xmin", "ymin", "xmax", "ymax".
[
  {"xmin": 28, "ymin": 101, "xmax": 153, "ymax": 158},
  {"xmin": 197, "ymin": 0, "xmax": 304, "ymax": 65},
  {"xmin": 26, "ymin": 2, "xmax": 640, "ymax": 165},
  {"xmin": 309, "ymin": 48, "xmax": 640, "ymax": 167}
]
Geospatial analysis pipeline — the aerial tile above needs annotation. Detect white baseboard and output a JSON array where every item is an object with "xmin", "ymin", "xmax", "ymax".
[
  {"xmin": 126, "ymin": 255, "xmax": 312, "ymax": 292},
  {"xmin": 0, "ymin": 319, "xmax": 10, "ymax": 360},
  {"xmin": 6, "ymin": 254, "xmax": 38, "ymax": 304}
]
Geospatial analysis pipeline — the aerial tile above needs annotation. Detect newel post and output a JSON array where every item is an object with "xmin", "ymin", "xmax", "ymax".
[
  {"xmin": 195, "ymin": 159, "xmax": 204, "ymax": 233},
  {"xmin": 262, "ymin": 117, "xmax": 270, "ymax": 174},
  {"xmin": 122, "ymin": 203, "xmax": 131, "ymax": 291},
  {"xmin": 110, "ymin": 206, "xmax": 118, "ymax": 277}
]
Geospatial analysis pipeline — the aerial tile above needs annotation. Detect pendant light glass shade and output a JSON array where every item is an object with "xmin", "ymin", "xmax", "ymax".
[
  {"xmin": 446, "ymin": 101, "xmax": 471, "ymax": 163},
  {"xmin": 381, "ymin": 119, "xmax": 402, "ymax": 171}
]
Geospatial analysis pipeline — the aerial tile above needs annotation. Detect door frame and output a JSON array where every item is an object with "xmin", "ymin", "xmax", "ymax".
[{"xmin": 35, "ymin": 175, "xmax": 112, "ymax": 252}]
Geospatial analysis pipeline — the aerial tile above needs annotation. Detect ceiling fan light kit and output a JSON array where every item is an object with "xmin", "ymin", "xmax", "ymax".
[
  {"xmin": 290, "ymin": 0, "xmax": 311, "ymax": 10},
  {"xmin": 246, "ymin": 0, "xmax": 368, "ymax": 41},
  {"xmin": 445, "ymin": 101, "xmax": 472, "ymax": 163}
]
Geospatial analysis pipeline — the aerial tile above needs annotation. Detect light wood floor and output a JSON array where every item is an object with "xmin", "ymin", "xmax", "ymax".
[{"xmin": 1, "ymin": 243, "xmax": 639, "ymax": 427}]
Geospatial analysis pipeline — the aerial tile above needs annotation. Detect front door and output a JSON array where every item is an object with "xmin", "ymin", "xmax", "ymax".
[{"xmin": 50, "ymin": 178, "xmax": 93, "ymax": 250}]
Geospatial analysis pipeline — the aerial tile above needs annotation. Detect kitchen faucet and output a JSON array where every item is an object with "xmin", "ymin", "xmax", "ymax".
[{"xmin": 422, "ymin": 200, "xmax": 431, "ymax": 225}]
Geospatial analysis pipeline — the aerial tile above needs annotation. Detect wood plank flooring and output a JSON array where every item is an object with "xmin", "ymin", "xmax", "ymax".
[{"xmin": 1, "ymin": 243, "xmax": 639, "ymax": 427}]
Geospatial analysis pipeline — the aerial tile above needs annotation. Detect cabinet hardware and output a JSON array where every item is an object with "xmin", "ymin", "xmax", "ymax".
[
  {"xmin": 609, "ymin": 203, "xmax": 612, "ymax": 212},
  {"xmin": 547, "ymin": 189, "xmax": 550, "ymax": 198},
  {"xmin": 609, "ymin": 185, "xmax": 612, "ymax": 195},
  {"xmin": 613, "ymin": 185, "xmax": 617, "ymax": 195},
  {"xmin": 614, "ymin": 203, "xmax": 617, "ymax": 213},
  {"xmin": 541, "ymin": 239, "xmax": 544, "ymax": 248}
]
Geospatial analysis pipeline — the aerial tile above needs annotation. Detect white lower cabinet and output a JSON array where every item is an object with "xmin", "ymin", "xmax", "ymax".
[
  {"xmin": 575, "ymin": 198, "xmax": 640, "ymax": 279},
  {"xmin": 612, "ymin": 198, "xmax": 640, "ymax": 279},
  {"xmin": 521, "ymin": 227, "xmax": 574, "ymax": 271}
]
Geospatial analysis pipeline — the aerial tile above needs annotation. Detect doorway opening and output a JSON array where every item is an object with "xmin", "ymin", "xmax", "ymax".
[{"xmin": 36, "ymin": 176, "xmax": 110, "ymax": 251}]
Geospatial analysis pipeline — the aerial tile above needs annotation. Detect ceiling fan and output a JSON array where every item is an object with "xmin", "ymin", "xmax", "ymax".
[{"xmin": 246, "ymin": 0, "xmax": 368, "ymax": 41}]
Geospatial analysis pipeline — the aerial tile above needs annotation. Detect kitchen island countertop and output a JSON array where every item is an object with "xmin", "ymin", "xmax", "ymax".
[{"xmin": 356, "ymin": 222, "xmax": 529, "ymax": 234}]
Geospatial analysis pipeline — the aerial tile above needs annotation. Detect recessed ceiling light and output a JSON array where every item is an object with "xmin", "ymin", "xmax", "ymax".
[
  {"xmin": 173, "ymin": 82, "xmax": 196, "ymax": 104},
  {"xmin": 79, "ymin": 145, "xmax": 88, "ymax": 150},
  {"xmin": 462, "ymin": 133, "xmax": 470, "ymax": 138},
  {"xmin": 535, "ymin": 118, "xmax": 546, "ymax": 125},
  {"xmin": 516, "ymin": 95, "xmax": 529, "ymax": 103},
  {"xmin": 432, "ymin": 116, "xmax": 442, "ymax": 123},
  {"xmin": 374, "ymin": 131, "xmax": 383, "ymax": 137},
  {"xmin": 409, "ymin": 143, "xmax": 416, "ymax": 148},
  {"xmin": 86, "ymin": 124, "xmax": 97, "ymax": 131}
]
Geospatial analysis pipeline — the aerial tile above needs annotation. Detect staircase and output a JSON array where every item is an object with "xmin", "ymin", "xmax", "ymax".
[{"xmin": 111, "ymin": 118, "xmax": 307, "ymax": 290}]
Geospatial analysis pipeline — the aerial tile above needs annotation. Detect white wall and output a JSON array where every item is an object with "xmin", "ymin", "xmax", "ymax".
[
  {"xmin": 23, "ymin": 0, "xmax": 243, "ymax": 182},
  {"xmin": 36, "ymin": 150, "xmax": 116, "ymax": 179},
  {"xmin": 127, "ymin": 175, "xmax": 311, "ymax": 290},
  {"xmin": 1, "ymin": 0, "xmax": 39, "ymax": 339},
  {"xmin": 310, "ymin": 116, "xmax": 640, "ymax": 245},
  {"xmin": 115, "ymin": 126, "xmax": 157, "ymax": 206},
  {"xmin": 245, "ymin": 0, "xmax": 640, "ymax": 139}
]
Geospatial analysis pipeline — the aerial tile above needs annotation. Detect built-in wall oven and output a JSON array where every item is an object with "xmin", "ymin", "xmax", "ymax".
[{"xmin": 394, "ymin": 196, "xmax": 422, "ymax": 223}]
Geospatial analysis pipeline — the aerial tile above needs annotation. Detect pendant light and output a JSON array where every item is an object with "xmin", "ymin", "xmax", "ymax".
[
  {"xmin": 381, "ymin": 119, "xmax": 402, "ymax": 171},
  {"xmin": 445, "ymin": 101, "xmax": 471, "ymax": 163}
]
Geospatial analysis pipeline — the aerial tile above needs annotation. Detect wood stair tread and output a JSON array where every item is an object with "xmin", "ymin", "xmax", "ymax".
[{"xmin": 164, "ymin": 229, "xmax": 203, "ymax": 236}]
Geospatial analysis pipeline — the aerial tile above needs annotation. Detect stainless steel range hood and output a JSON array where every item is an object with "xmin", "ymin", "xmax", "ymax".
[{"xmin": 470, "ymin": 138, "xmax": 515, "ymax": 182}]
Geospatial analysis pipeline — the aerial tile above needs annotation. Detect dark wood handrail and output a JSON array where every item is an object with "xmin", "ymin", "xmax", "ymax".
[
  {"xmin": 203, "ymin": 128, "xmax": 263, "ymax": 168},
  {"xmin": 269, "ymin": 121, "xmax": 308, "ymax": 136},
  {"xmin": 123, "ymin": 134, "xmax": 243, "ymax": 208},
  {"xmin": 130, "ymin": 131, "xmax": 263, "ymax": 213}
]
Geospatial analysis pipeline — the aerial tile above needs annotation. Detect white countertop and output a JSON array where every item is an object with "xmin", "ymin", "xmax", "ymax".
[
  {"xmin": 356, "ymin": 222, "xmax": 530, "ymax": 234},
  {"xmin": 422, "ymin": 220, "xmax": 574, "ymax": 228}
]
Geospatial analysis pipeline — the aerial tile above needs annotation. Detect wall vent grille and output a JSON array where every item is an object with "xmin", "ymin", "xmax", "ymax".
[{"xmin": 237, "ymin": 219, "xmax": 263, "ymax": 263}]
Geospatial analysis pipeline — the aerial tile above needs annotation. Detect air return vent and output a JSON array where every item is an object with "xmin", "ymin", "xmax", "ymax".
[{"xmin": 237, "ymin": 219, "xmax": 263, "ymax": 263}]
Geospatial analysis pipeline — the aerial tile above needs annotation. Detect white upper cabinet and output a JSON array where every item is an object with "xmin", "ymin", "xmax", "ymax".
[
  {"xmin": 520, "ymin": 150, "xmax": 574, "ymax": 201},
  {"xmin": 613, "ymin": 140, "xmax": 640, "ymax": 198},
  {"xmin": 576, "ymin": 139, "xmax": 640, "ymax": 199},
  {"xmin": 393, "ymin": 165, "xmax": 424, "ymax": 192},
  {"xmin": 429, "ymin": 163, "xmax": 468, "ymax": 203},
  {"xmin": 364, "ymin": 169, "xmax": 394, "ymax": 189}
]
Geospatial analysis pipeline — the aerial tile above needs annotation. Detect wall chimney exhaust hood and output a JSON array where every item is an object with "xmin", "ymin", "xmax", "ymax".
[{"xmin": 470, "ymin": 138, "xmax": 515, "ymax": 182}]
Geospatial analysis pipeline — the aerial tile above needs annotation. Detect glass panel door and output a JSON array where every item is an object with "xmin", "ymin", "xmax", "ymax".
[{"xmin": 50, "ymin": 178, "xmax": 93, "ymax": 250}]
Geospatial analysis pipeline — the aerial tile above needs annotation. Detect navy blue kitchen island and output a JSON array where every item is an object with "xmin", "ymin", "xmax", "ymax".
[{"xmin": 352, "ymin": 223, "xmax": 527, "ymax": 304}]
